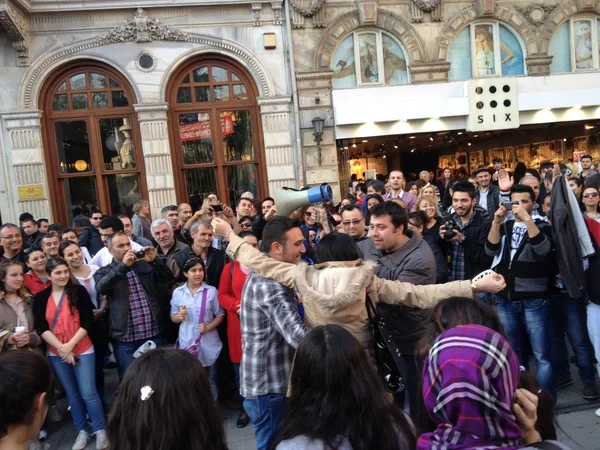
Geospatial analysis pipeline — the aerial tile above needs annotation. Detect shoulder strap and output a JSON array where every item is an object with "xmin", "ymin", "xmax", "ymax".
[
  {"xmin": 198, "ymin": 288, "xmax": 209, "ymax": 325},
  {"xmin": 50, "ymin": 290, "xmax": 68, "ymax": 332}
]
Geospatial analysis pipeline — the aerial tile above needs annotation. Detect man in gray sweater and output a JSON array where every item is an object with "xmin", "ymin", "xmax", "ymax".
[{"xmin": 360, "ymin": 201, "xmax": 436, "ymax": 416}]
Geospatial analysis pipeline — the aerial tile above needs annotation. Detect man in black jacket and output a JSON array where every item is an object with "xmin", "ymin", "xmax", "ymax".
[
  {"xmin": 486, "ymin": 185, "xmax": 555, "ymax": 400},
  {"xmin": 94, "ymin": 232, "xmax": 173, "ymax": 379},
  {"xmin": 79, "ymin": 209, "xmax": 104, "ymax": 256},
  {"xmin": 174, "ymin": 219, "xmax": 225, "ymax": 288},
  {"xmin": 474, "ymin": 167, "xmax": 500, "ymax": 216},
  {"xmin": 440, "ymin": 180, "xmax": 492, "ymax": 284}
]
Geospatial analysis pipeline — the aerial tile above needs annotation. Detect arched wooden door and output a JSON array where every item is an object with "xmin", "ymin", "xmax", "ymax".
[
  {"xmin": 40, "ymin": 62, "xmax": 147, "ymax": 226},
  {"xmin": 166, "ymin": 55, "xmax": 267, "ymax": 211}
]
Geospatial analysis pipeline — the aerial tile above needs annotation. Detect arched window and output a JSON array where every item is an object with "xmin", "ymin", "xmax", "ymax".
[
  {"xmin": 167, "ymin": 56, "xmax": 266, "ymax": 211},
  {"xmin": 331, "ymin": 31, "xmax": 410, "ymax": 89},
  {"xmin": 40, "ymin": 62, "xmax": 146, "ymax": 227},
  {"xmin": 550, "ymin": 18, "xmax": 600, "ymax": 73},
  {"xmin": 448, "ymin": 23, "xmax": 526, "ymax": 80}
]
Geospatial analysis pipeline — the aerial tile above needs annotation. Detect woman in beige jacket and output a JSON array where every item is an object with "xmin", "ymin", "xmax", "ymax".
[{"xmin": 212, "ymin": 218, "xmax": 505, "ymax": 347}]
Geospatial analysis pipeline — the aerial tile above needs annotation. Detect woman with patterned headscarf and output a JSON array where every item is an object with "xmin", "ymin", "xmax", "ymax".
[{"xmin": 419, "ymin": 324, "xmax": 569, "ymax": 449}]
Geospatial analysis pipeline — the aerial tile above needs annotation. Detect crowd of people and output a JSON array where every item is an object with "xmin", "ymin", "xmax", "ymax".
[{"xmin": 0, "ymin": 157, "xmax": 598, "ymax": 449}]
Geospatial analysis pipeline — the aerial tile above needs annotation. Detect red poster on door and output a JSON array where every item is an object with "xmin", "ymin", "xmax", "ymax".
[{"xmin": 179, "ymin": 114, "xmax": 234, "ymax": 142}]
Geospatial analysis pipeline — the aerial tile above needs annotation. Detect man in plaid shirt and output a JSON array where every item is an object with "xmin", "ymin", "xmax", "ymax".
[
  {"xmin": 95, "ymin": 232, "xmax": 173, "ymax": 378},
  {"xmin": 235, "ymin": 217, "xmax": 307, "ymax": 450}
]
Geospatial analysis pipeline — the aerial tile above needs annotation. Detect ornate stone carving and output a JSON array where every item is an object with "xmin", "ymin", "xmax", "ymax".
[
  {"xmin": 96, "ymin": 8, "xmax": 189, "ymax": 45},
  {"xmin": 271, "ymin": 2, "xmax": 283, "ymax": 25},
  {"xmin": 251, "ymin": 3, "xmax": 262, "ymax": 26},
  {"xmin": 290, "ymin": 0, "xmax": 325, "ymax": 17},
  {"xmin": 515, "ymin": 4, "xmax": 558, "ymax": 27},
  {"xmin": 0, "ymin": 2, "xmax": 29, "ymax": 66},
  {"xmin": 412, "ymin": 0, "xmax": 440, "ymax": 13},
  {"xmin": 358, "ymin": 2, "xmax": 378, "ymax": 26},
  {"xmin": 474, "ymin": 0, "xmax": 495, "ymax": 17}
]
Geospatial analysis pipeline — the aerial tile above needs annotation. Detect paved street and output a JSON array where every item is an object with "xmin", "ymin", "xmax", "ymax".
[{"xmin": 43, "ymin": 363, "xmax": 600, "ymax": 450}]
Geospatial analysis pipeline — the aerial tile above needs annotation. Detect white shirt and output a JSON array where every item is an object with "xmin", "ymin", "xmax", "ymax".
[
  {"xmin": 478, "ymin": 187, "xmax": 489, "ymax": 211},
  {"xmin": 170, "ymin": 283, "xmax": 224, "ymax": 367},
  {"xmin": 89, "ymin": 239, "xmax": 143, "ymax": 267}
]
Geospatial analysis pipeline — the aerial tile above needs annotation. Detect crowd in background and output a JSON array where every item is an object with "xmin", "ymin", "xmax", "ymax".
[{"xmin": 0, "ymin": 155, "xmax": 599, "ymax": 450}]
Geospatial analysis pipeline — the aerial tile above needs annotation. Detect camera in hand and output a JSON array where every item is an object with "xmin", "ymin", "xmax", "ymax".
[
  {"xmin": 443, "ymin": 220, "xmax": 458, "ymax": 240},
  {"xmin": 134, "ymin": 250, "xmax": 146, "ymax": 259},
  {"xmin": 502, "ymin": 201, "xmax": 517, "ymax": 210},
  {"xmin": 212, "ymin": 204, "xmax": 223, "ymax": 213}
]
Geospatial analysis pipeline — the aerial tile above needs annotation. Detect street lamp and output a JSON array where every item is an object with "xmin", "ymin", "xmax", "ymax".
[{"xmin": 312, "ymin": 116, "xmax": 325, "ymax": 145}]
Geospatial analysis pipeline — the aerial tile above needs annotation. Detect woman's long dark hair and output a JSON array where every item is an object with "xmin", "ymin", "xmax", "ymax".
[
  {"xmin": 107, "ymin": 348, "xmax": 227, "ymax": 450},
  {"xmin": 45, "ymin": 258, "xmax": 79, "ymax": 311},
  {"xmin": 274, "ymin": 325, "xmax": 416, "ymax": 450},
  {"xmin": 314, "ymin": 232, "xmax": 362, "ymax": 263}
]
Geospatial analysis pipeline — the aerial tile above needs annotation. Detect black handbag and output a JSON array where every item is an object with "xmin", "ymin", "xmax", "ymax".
[{"xmin": 365, "ymin": 295, "xmax": 408, "ymax": 394}]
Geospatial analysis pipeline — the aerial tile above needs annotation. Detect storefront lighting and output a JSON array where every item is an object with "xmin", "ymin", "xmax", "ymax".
[
  {"xmin": 429, "ymin": 137, "xmax": 434, "ymax": 142},
  {"xmin": 468, "ymin": 142, "xmax": 472, "ymax": 146},
  {"xmin": 74, "ymin": 160, "xmax": 88, "ymax": 171},
  {"xmin": 431, "ymin": 116, "xmax": 440, "ymax": 120},
  {"xmin": 457, "ymin": 132, "xmax": 463, "ymax": 135},
  {"xmin": 542, "ymin": 108, "xmax": 552, "ymax": 112},
  {"xmin": 564, "ymin": 138, "xmax": 567, "ymax": 142},
  {"xmin": 394, "ymin": 145, "xmax": 398, "ymax": 149},
  {"xmin": 312, "ymin": 116, "xmax": 325, "ymax": 145},
  {"xmin": 409, "ymin": 136, "xmax": 416, "ymax": 139},
  {"xmin": 383, "ymin": 155, "xmax": 387, "ymax": 158},
  {"xmin": 352, "ymin": 143, "xmax": 357, "ymax": 148},
  {"xmin": 362, "ymin": 139, "xmax": 368, "ymax": 143},
  {"xmin": 410, "ymin": 148, "xmax": 416, "ymax": 153},
  {"xmin": 573, "ymin": 105, "xmax": 582, "ymax": 109},
  {"xmin": 585, "ymin": 125, "xmax": 595, "ymax": 130}
]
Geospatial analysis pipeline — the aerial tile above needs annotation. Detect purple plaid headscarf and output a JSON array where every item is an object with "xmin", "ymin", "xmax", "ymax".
[{"xmin": 418, "ymin": 325, "xmax": 522, "ymax": 450}]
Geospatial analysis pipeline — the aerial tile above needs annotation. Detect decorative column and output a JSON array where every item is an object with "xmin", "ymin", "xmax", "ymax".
[
  {"xmin": 257, "ymin": 96, "xmax": 300, "ymax": 192},
  {"xmin": 134, "ymin": 104, "xmax": 177, "ymax": 220},
  {"xmin": 296, "ymin": 71, "xmax": 340, "ymax": 201},
  {"xmin": 0, "ymin": 111, "xmax": 51, "ymax": 222}
]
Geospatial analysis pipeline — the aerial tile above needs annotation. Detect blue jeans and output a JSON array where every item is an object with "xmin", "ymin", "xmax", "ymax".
[
  {"xmin": 495, "ymin": 296, "xmax": 556, "ymax": 400},
  {"xmin": 113, "ymin": 335, "xmax": 163, "ymax": 379},
  {"xmin": 587, "ymin": 302, "xmax": 600, "ymax": 378},
  {"xmin": 550, "ymin": 296, "xmax": 597, "ymax": 384},
  {"xmin": 205, "ymin": 363, "xmax": 218, "ymax": 401},
  {"xmin": 243, "ymin": 394, "xmax": 286, "ymax": 450},
  {"xmin": 49, "ymin": 353, "xmax": 105, "ymax": 432}
]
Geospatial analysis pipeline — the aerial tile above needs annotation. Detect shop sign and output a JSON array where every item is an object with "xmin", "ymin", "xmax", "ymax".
[
  {"xmin": 17, "ymin": 184, "xmax": 45, "ymax": 200},
  {"xmin": 467, "ymin": 78, "xmax": 519, "ymax": 132},
  {"xmin": 179, "ymin": 114, "xmax": 234, "ymax": 142}
]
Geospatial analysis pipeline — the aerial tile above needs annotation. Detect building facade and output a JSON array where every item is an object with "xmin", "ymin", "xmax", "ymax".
[
  {"xmin": 0, "ymin": 0, "xmax": 302, "ymax": 225},
  {"xmin": 291, "ymin": 0, "xmax": 600, "ymax": 192}
]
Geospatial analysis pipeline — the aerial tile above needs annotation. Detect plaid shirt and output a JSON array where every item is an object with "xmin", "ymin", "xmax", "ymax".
[
  {"xmin": 449, "ymin": 212, "xmax": 474, "ymax": 281},
  {"xmin": 122, "ymin": 270, "xmax": 158, "ymax": 342},
  {"xmin": 240, "ymin": 272, "xmax": 307, "ymax": 398}
]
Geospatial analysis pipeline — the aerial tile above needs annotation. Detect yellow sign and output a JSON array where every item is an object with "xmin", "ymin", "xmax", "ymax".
[{"xmin": 17, "ymin": 185, "xmax": 45, "ymax": 201}]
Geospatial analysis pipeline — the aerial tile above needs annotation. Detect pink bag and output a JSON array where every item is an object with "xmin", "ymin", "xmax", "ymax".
[{"xmin": 175, "ymin": 289, "xmax": 208, "ymax": 358}]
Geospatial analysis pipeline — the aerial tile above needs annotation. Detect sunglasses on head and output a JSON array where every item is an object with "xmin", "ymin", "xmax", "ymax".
[{"xmin": 583, "ymin": 192, "xmax": 599, "ymax": 198}]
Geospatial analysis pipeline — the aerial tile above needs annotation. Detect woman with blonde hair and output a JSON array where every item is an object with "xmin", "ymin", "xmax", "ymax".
[
  {"xmin": 414, "ymin": 195, "xmax": 443, "ymax": 235},
  {"xmin": 131, "ymin": 199, "xmax": 153, "ymax": 242}
]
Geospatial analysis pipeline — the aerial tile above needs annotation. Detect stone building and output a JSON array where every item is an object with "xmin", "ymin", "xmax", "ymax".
[
  {"xmin": 0, "ymin": 0, "xmax": 302, "ymax": 225},
  {"xmin": 292, "ymin": 0, "xmax": 600, "ymax": 192}
]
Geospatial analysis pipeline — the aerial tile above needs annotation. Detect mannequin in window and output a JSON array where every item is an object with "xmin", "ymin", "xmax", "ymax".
[
  {"xmin": 475, "ymin": 28, "xmax": 496, "ymax": 75},
  {"xmin": 575, "ymin": 21, "xmax": 593, "ymax": 69}
]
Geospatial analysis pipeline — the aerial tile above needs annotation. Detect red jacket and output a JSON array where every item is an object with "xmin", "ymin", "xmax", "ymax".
[
  {"xmin": 24, "ymin": 273, "xmax": 51, "ymax": 296},
  {"xmin": 218, "ymin": 261, "xmax": 248, "ymax": 363}
]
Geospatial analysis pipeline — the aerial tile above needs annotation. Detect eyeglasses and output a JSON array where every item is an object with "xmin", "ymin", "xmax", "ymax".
[
  {"xmin": 240, "ymin": 222, "xmax": 252, "ymax": 228},
  {"xmin": 342, "ymin": 219, "xmax": 364, "ymax": 226},
  {"xmin": 91, "ymin": 216, "xmax": 103, "ymax": 220},
  {"xmin": 408, "ymin": 222, "xmax": 420, "ymax": 228},
  {"xmin": 583, "ymin": 192, "xmax": 599, "ymax": 198}
]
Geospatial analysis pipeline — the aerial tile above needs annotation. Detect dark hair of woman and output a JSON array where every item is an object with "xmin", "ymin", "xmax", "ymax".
[
  {"xmin": 45, "ymin": 258, "xmax": 79, "ymax": 311},
  {"xmin": 25, "ymin": 248, "xmax": 45, "ymax": 263},
  {"xmin": 274, "ymin": 325, "xmax": 416, "ymax": 450},
  {"xmin": 0, "ymin": 351, "xmax": 51, "ymax": 438},
  {"xmin": 514, "ymin": 162, "xmax": 527, "ymax": 184},
  {"xmin": 58, "ymin": 239, "xmax": 80, "ymax": 257},
  {"xmin": 106, "ymin": 348, "xmax": 227, "ymax": 450},
  {"xmin": 314, "ymin": 232, "xmax": 362, "ymax": 264},
  {"xmin": 182, "ymin": 257, "xmax": 207, "ymax": 280},
  {"xmin": 414, "ymin": 297, "xmax": 557, "ymax": 440}
]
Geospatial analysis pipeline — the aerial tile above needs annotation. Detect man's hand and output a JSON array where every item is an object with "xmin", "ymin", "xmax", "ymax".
[
  {"xmin": 141, "ymin": 246, "xmax": 157, "ymax": 263},
  {"xmin": 498, "ymin": 169, "xmax": 514, "ymax": 191},
  {"xmin": 440, "ymin": 225, "xmax": 463, "ymax": 242},
  {"xmin": 198, "ymin": 323, "xmax": 206, "ymax": 334},
  {"xmin": 265, "ymin": 205, "xmax": 278, "ymax": 221},
  {"xmin": 92, "ymin": 308, "xmax": 106, "ymax": 322},
  {"xmin": 514, "ymin": 388, "xmax": 541, "ymax": 445},
  {"xmin": 512, "ymin": 203, "xmax": 531, "ymax": 223},
  {"xmin": 222, "ymin": 205, "xmax": 235, "ymax": 219},
  {"xmin": 123, "ymin": 250, "xmax": 137, "ymax": 267},
  {"xmin": 212, "ymin": 217, "xmax": 233, "ymax": 239},
  {"xmin": 493, "ymin": 204, "xmax": 508, "ymax": 225},
  {"xmin": 473, "ymin": 273, "xmax": 506, "ymax": 293}
]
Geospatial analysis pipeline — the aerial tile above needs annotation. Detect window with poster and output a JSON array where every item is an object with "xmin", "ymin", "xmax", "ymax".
[
  {"xmin": 167, "ymin": 56, "xmax": 267, "ymax": 211},
  {"xmin": 40, "ymin": 62, "xmax": 147, "ymax": 227},
  {"xmin": 448, "ymin": 23, "xmax": 526, "ymax": 80},
  {"xmin": 331, "ymin": 30, "xmax": 410, "ymax": 89},
  {"xmin": 549, "ymin": 17, "xmax": 600, "ymax": 73}
]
